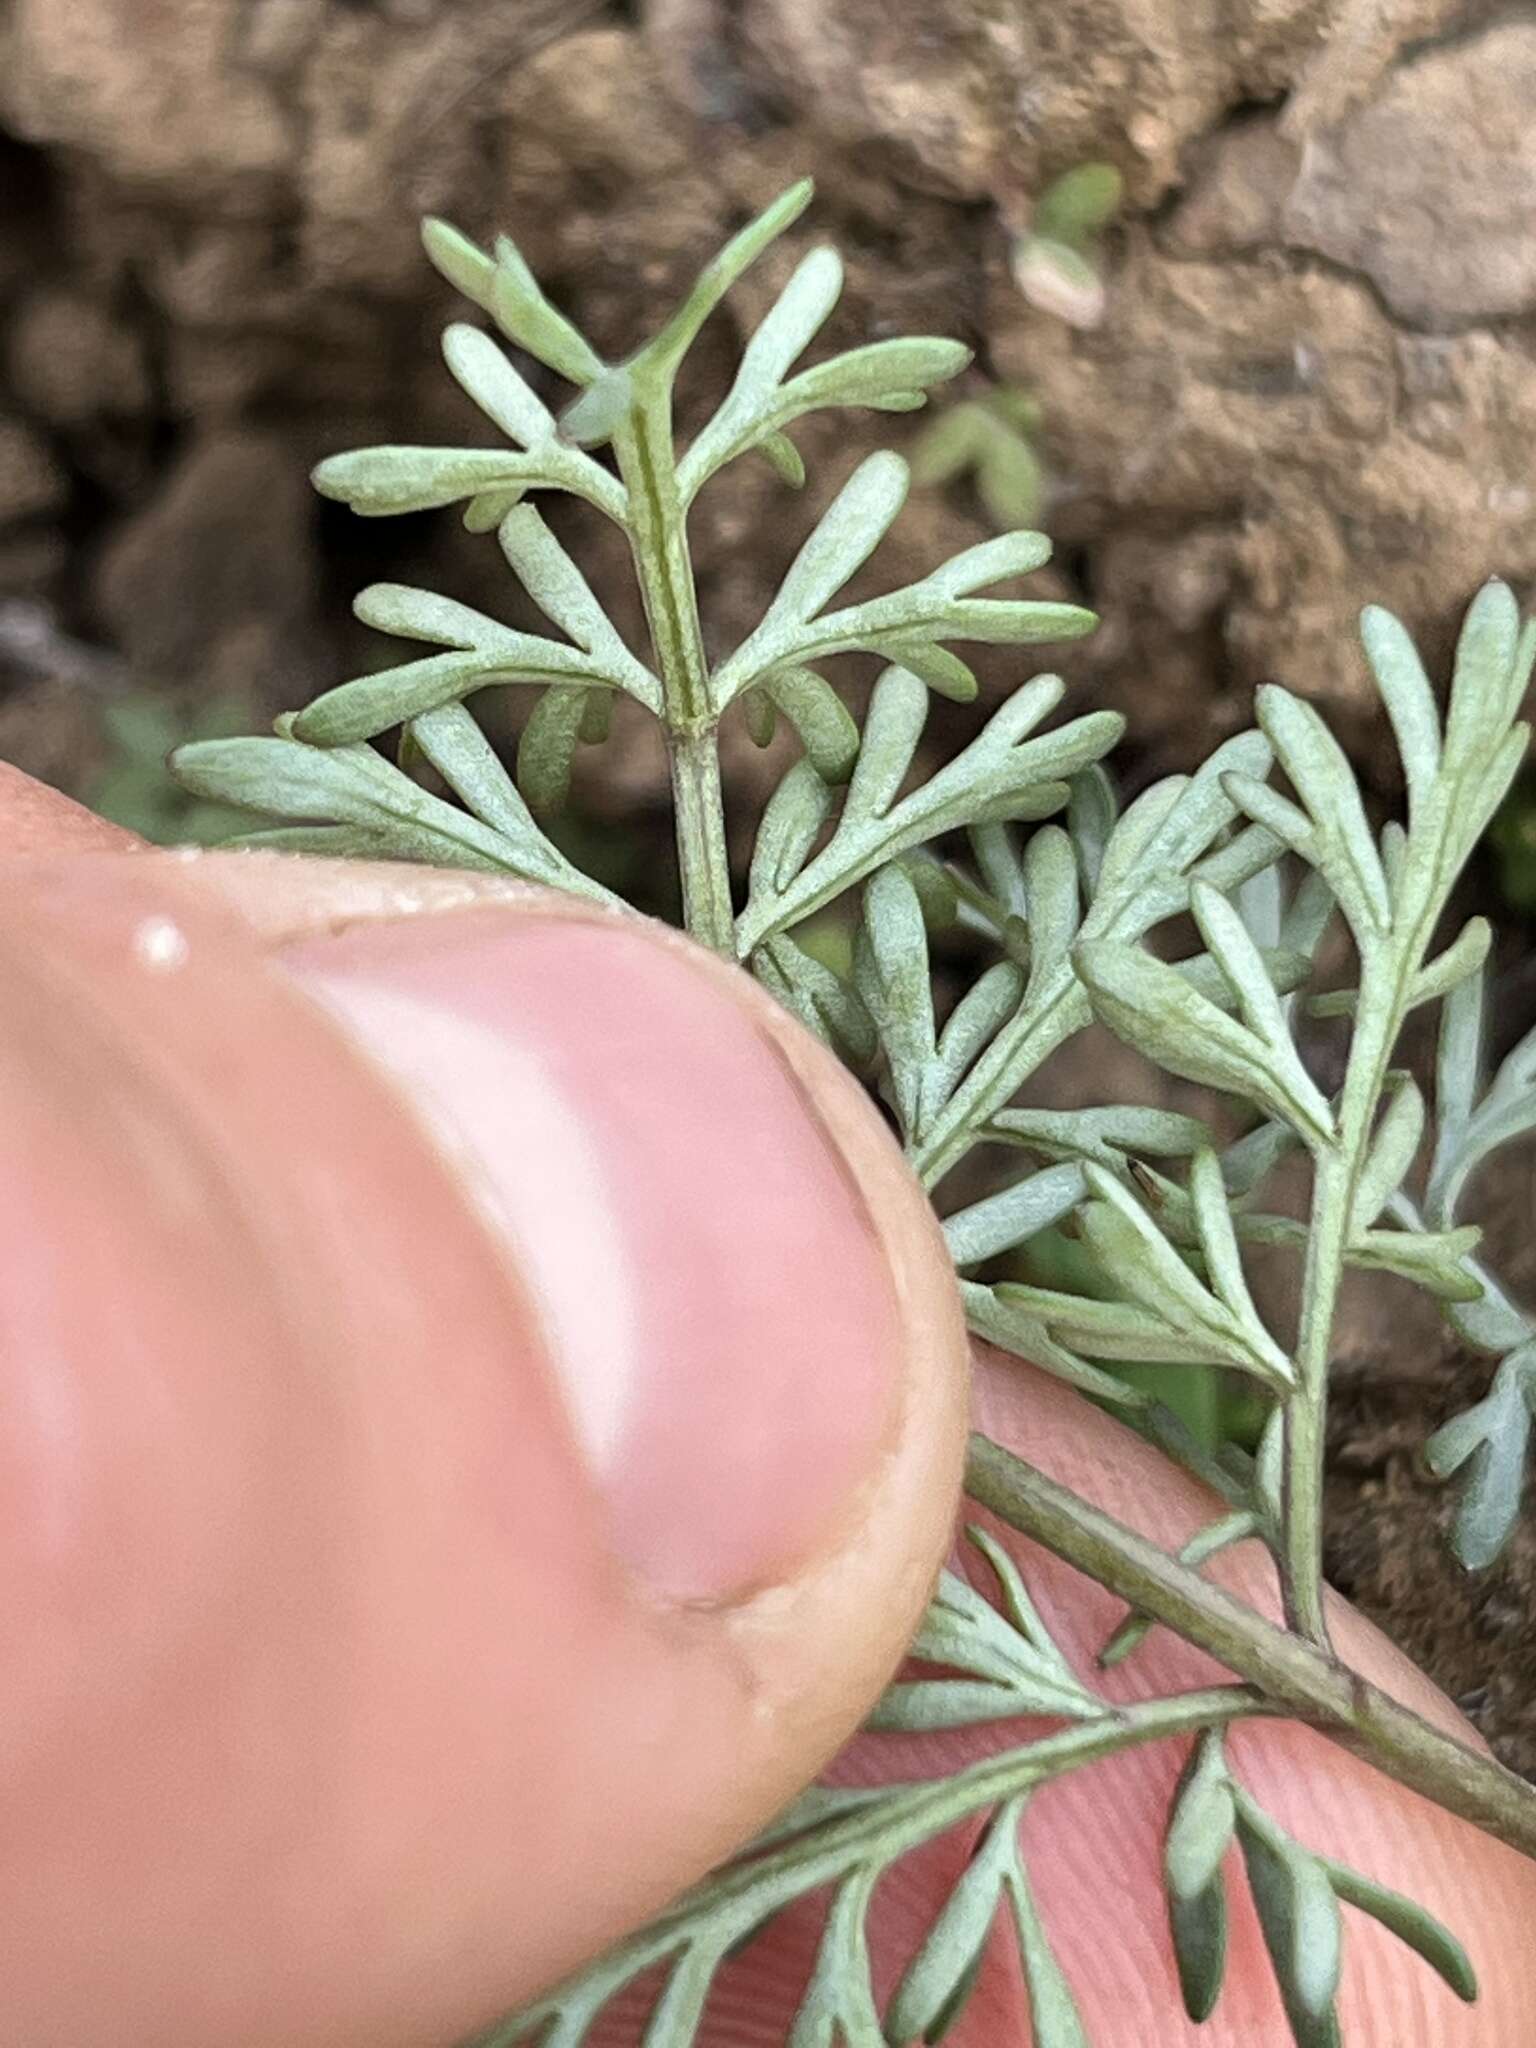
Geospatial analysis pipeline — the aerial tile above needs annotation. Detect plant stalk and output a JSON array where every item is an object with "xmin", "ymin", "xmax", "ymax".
[
  {"xmin": 1281, "ymin": 1143, "xmax": 1351, "ymax": 1645},
  {"xmin": 612, "ymin": 394, "xmax": 736, "ymax": 957},
  {"xmin": 667, "ymin": 724, "xmax": 735, "ymax": 954},
  {"xmin": 910, "ymin": 982, "xmax": 1084, "ymax": 1189},
  {"xmin": 1281, "ymin": 952, "xmax": 1409, "ymax": 1646},
  {"xmin": 500, "ymin": 1685, "xmax": 1267, "ymax": 2038},
  {"xmin": 967, "ymin": 1433, "xmax": 1536, "ymax": 1862}
]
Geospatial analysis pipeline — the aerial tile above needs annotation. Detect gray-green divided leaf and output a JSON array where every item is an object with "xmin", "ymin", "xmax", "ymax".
[
  {"xmin": 496, "ymin": 506, "xmax": 657, "ymax": 699},
  {"xmin": 753, "ymin": 934, "xmax": 877, "ymax": 1068},
  {"xmin": 763, "ymin": 667, "xmax": 862, "ymax": 781},
  {"xmin": 986, "ymin": 1281, "xmax": 1241, "ymax": 1370},
  {"xmin": 1003, "ymin": 1847, "xmax": 1091, "ymax": 2048},
  {"xmin": 743, "ymin": 453, "xmax": 911, "ymax": 659},
  {"xmin": 1350, "ymin": 1074, "xmax": 1425, "ymax": 1235},
  {"xmin": 857, "ymin": 864, "xmax": 939, "ymax": 1139},
  {"xmin": 962, "ymin": 1280, "xmax": 1155, "ymax": 1406},
  {"xmin": 312, "ymin": 438, "xmax": 625, "ymax": 524},
  {"xmin": 943, "ymin": 1162, "xmax": 1086, "ymax": 1268},
  {"xmin": 1430, "ymin": 1005, "xmax": 1536, "ymax": 1223},
  {"xmin": 441, "ymin": 322, "xmax": 557, "ymax": 448},
  {"xmin": 1347, "ymin": 1223, "xmax": 1482, "ymax": 1303},
  {"xmin": 1444, "ymin": 577, "xmax": 1524, "ymax": 772},
  {"xmin": 1423, "ymin": 1346, "xmax": 1536, "ymax": 1568},
  {"xmin": 739, "ymin": 670, "xmax": 1121, "ymax": 954},
  {"xmin": 883, "ymin": 1805, "xmax": 1015, "ymax": 2044},
  {"xmin": 1327, "ymin": 1859, "xmax": 1482, "ymax": 1998},
  {"xmin": 1235, "ymin": 1797, "xmax": 1342, "ymax": 2046},
  {"xmin": 788, "ymin": 1869, "xmax": 885, "ymax": 2048},
  {"xmin": 489, "ymin": 239, "xmax": 603, "ymax": 385},
  {"xmin": 713, "ymin": 461, "xmax": 1092, "ymax": 706},
  {"xmin": 291, "ymin": 576, "xmax": 657, "ymax": 747},
  {"xmin": 749, "ymin": 759, "xmax": 836, "ymax": 904},
  {"xmin": 986, "ymin": 1104, "xmax": 1211, "ymax": 1170},
  {"xmin": 172, "ymin": 722, "xmax": 616, "ymax": 907},
  {"xmin": 640, "ymin": 178, "xmax": 815, "ymax": 382},
  {"xmin": 1407, "ymin": 916, "xmax": 1491, "ymax": 1016},
  {"xmin": 1317, "ymin": 1859, "xmax": 1476, "ymax": 2004},
  {"xmin": 727, "ymin": 244, "xmax": 844, "ymax": 398},
  {"xmin": 516, "ymin": 687, "xmax": 589, "ymax": 817},
  {"xmin": 1253, "ymin": 685, "xmax": 1390, "ymax": 943},
  {"xmin": 875, "ymin": 1519, "xmax": 1101, "ymax": 1731},
  {"xmin": 932, "ymin": 963, "xmax": 1027, "ymax": 1105},
  {"xmin": 1075, "ymin": 938, "xmax": 1334, "ymax": 1151},
  {"xmin": 1075, "ymin": 1164, "xmax": 1293, "ymax": 1387},
  {"xmin": 1164, "ymin": 1731, "xmax": 1236, "ymax": 2021},
  {"xmin": 1360, "ymin": 603, "xmax": 1441, "ymax": 819}
]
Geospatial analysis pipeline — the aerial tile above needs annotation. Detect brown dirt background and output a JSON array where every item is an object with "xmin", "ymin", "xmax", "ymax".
[{"xmin": 0, "ymin": 0, "xmax": 1532, "ymax": 1767}]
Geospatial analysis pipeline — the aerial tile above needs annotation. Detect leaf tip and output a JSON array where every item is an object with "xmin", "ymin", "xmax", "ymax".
[
  {"xmin": 309, "ymin": 453, "xmax": 354, "ymax": 502},
  {"xmin": 865, "ymin": 445, "xmax": 912, "ymax": 490},
  {"xmin": 1252, "ymin": 681, "xmax": 1286, "ymax": 720}
]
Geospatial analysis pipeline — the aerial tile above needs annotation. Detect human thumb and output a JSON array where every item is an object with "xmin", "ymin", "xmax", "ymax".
[{"xmin": 0, "ymin": 818, "xmax": 968, "ymax": 2045}]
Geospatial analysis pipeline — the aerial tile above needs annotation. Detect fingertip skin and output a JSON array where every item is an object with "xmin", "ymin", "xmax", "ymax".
[
  {"xmin": 0, "ymin": 845, "xmax": 969, "ymax": 2046},
  {"xmin": 0, "ymin": 764, "xmax": 141, "ymax": 853}
]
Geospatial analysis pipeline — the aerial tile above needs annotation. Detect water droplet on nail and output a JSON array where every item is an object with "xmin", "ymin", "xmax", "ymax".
[{"xmin": 133, "ymin": 916, "xmax": 190, "ymax": 972}]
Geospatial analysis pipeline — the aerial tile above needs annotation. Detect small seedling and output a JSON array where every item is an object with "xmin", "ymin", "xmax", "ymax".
[
  {"xmin": 173, "ymin": 181, "xmax": 1536, "ymax": 2045},
  {"xmin": 911, "ymin": 386, "xmax": 1046, "ymax": 531},
  {"xmin": 1011, "ymin": 160, "xmax": 1124, "ymax": 329}
]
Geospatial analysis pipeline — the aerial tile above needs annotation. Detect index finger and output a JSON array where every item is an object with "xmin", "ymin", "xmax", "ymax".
[{"xmin": 0, "ymin": 763, "xmax": 142, "ymax": 855}]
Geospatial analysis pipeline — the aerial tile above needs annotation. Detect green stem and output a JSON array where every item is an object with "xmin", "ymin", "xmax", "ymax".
[
  {"xmin": 683, "ymin": 1688, "xmax": 1264, "ymax": 1920},
  {"xmin": 967, "ymin": 1433, "xmax": 1536, "ymax": 1862},
  {"xmin": 668, "ymin": 725, "xmax": 735, "ymax": 953},
  {"xmin": 911, "ymin": 978, "xmax": 1084, "ymax": 1189},
  {"xmin": 1281, "ymin": 961, "xmax": 1402, "ymax": 1646},
  {"xmin": 502, "ymin": 1686, "xmax": 1266, "ymax": 2036},
  {"xmin": 611, "ymin": 392, "xmax": 735, "ymax": 957},
  {"xmin": 1282, "ymin": 1144, "xmax": 1350, "ymax": 1645}
]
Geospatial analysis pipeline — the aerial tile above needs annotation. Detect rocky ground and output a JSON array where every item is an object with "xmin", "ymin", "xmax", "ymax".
[{"xmin": 0, "ymin": 0, "xmax": 1532, "ymax": 1762}]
